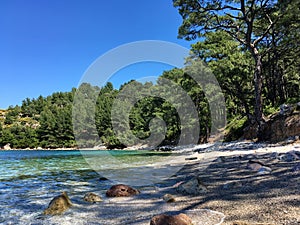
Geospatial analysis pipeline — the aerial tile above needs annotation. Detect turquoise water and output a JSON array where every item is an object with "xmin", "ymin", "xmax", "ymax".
[{"xmin": 0, "ymin": 150, "xmax": 179, "ymax": 224}]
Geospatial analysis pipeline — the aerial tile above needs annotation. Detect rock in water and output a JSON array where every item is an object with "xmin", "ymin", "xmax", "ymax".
[
  {"xmin": 83, "ymin": 192, "xmax": 102, "ymax": 203},
  {"xmin": 44, "ymin": 191, "xmax": 72, "ymax": 215},
  {"xmin": 150, "ymin": 213, "xmax": 193, "ymax": 225},
  {"xmin": 106, "ymin": 184, "xmax": 140, "ymax": 197},
  {"xmin": 176, "ymin": 177, "xmax": 208, "ymax": 195}
]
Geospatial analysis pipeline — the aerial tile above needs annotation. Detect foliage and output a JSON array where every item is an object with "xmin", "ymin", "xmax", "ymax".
[
  {"xmin": 0, "ymin": 1, "xmax": 299, "ymax": 148},
  {"xmin": 173, "ymin": 0, "xmax": 299, "ymax": 140},
  {"xmin": 224, "ymin": 116, "xmax": 248, "ymax": 142}
]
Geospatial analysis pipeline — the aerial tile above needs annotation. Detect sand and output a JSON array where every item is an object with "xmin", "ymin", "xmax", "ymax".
[
  {"xmin": 36, "ymin": 141, "xmax": 300, "ymax": 225},
  {"xmin": 158, "ymin": 141, "xmax": 300, "ymax": 225}
]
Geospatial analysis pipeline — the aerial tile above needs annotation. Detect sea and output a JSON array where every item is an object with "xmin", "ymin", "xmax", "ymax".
[{"xmin": 0, "ymin": 149, "xmax": 188, "ymax": 225}]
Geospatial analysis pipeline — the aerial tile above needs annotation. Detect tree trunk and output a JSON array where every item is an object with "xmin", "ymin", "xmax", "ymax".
[{"xmin": 253, "ymin": 51, "xmax": 264, "ymax": 141}]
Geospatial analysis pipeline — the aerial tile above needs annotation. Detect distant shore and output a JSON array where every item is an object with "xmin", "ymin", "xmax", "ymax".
[{"xmin": 1, "ymin": 137, "xmax": 299, "ymax": 151}]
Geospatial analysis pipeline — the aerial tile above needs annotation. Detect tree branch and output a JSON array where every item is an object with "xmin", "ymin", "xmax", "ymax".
[
  {"xmin": 253, "ymin": 17, "xmax": 278, "ymax": 46},
  {"xmin": 224, "ymin": 12, "xmax": 244, "ymax": 20}
]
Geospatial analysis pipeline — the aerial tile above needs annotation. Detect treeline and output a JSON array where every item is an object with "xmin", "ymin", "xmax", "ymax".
[
  {"xmin": 0, "ymin": 71, "xmax": 212, "ymax": 149},
  {"xmin": 0, "ymin": 90, "xmax": 76, "ymax": 149},
  {"xmin": 0, "ymin": 0, "xmax": 299, "ymax": 149}
]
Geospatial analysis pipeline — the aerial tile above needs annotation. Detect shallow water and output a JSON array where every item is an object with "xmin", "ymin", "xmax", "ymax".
[{"xmin": 0, "ymin": 150, "xmax": 182, "ymax": 224}]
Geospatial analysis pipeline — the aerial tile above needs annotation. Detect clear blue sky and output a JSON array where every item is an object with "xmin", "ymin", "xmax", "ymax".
[{"xmin": 0, "ymin": 0, "xmax": 194, "ymax": 109}]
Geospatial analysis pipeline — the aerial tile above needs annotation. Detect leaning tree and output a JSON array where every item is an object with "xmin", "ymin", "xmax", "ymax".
[{"xmin": 173, "ymin": 0, "xmax": 294, "ymax": 139}]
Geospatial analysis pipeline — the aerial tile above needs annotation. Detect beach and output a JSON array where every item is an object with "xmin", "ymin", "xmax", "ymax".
[
  {"xmin": 0, "ymin": 141, "xmax": 299, "ymax": 225},
  {"xmin": 170, "ymin": 141, "xmax": 300, "ymax": 224}
]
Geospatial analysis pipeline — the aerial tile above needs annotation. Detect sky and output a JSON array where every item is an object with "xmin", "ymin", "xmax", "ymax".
[{"xmin": 0, "ymin": 0, "xmax": 194, "ymax": 109}]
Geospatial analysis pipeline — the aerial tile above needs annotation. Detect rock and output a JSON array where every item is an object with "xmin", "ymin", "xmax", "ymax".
[
  {"xmin": 296, "ymin": 102, "xmax": 300, "ymax": 111},
  {"xmin": 106, "ymin": 184, "xmax": 140, "ymax": 197},
  {"xmin": 44, "ymin": 191, "xmax": 72, "ymax": 215},
  {"xmin": 247, "ymin": 160, "xmax": 264, "ymax": 171},
  {"xmin": 280, "ymin": 104, "xmax": 293, "ymax": 115},
  {"xmin": 223, "ymin": 181, "xmax": 243, "ymax": 189},
  {"xmin": 158, "ymin": 146, "xmax": 174, "ymax": 151},
  {"xmin": 176, "ymin": 177, "xmax": 208, "ymax": 195},
  {"xmin": 3, "ymin": 143, "xmax": 11, "ymax": 150},
  {"xmin": 270, "ymin": 152, "xmax": 279, "ymax": 159},
  {"xmin": 150, "ymin": 213, "xmax": 193, "ymax": 225},
  {"xmin": 83, "ymin": 192, "xmax": 102, "ymax": 203},
  {"xmin": 245, "ymin": 107, "xmax": 300, "ymax": 142},
  {"xmin": 292, "ymin": 163, "xmax": 300, "ymax": 172},
  {"xmin": 163, "ymin": 194, "xmax": 176, "ymax": 203},
  {"xmin": 185, "ymin": 157, "xmax": 198, "ymax": 161},
  {"xmin": 257, "ymin": 166, "xmax": 272, "ymax": 175},
  {"xmin": 99, "ymin": 176, "xmax": 108, "ymax": 181},
  {"xmin": 216, "ymin": 156, "xmax": 225, "ymax": 163},
  {"xmin": 247, "ymin": 160, "xmax": 271, "ymax": 174},
  {"xmin": 279, "ymin": 151, "xmax": 300, "ymax": 162}
]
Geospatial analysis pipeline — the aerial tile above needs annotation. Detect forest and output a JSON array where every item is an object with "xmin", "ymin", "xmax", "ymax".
[{"xmin": 0, "ymin": 0, "xmax": 299, "ymax": 149}]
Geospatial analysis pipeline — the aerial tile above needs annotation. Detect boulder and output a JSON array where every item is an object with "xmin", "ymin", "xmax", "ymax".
[
  {"xmin": 106, "ymin": 184, "xmax": 140, "ymax": 197},
  {"xmin": 83, "ymin": 192, "xmax": 102, "ymax": 203},
  {"xmin": 44, "ymin": 191, "xmax": 72, "ymax": 215},
  {"xmin": 176, "ymin": 177, "xmax": 208, "ymax": 195},
  {"xmin": 150, "ymin": 213, "xmax": 193, "ymax": 225},
  {"xmin": 244, "ymin": 108, "xmax": 300, "ymax": 142}
]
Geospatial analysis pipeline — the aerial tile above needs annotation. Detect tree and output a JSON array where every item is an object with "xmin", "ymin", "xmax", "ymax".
[
  {"xmin": 173, "ymin": 0, "xmax": 292, "ymax": 139},
  {"xmin": 190, "ymin": 30, "xmax": 254, "ymax": 118}
]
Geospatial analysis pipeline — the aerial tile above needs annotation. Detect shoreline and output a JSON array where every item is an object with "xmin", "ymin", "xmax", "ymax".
[
  {"xmin": 0, "ymin": 141, "xmax": 299, "ymax": 224},
  {"xmin": 1, "ymin": 138, "xmax": 299, "ymax": 151}
]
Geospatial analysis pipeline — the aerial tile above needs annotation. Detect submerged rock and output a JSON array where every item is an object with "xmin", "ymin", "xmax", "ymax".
[
  {"xmin": 176, "ymin": 177, "xmax": 208, "ymax": 195},
  {"xmin": 83, "ymin": 192, "xmax": 102, "ymax": 203},
  {"xmin": 106, "ymin": 184, "xmax": 140, "ymax": 197},
  {"xmin": 44, "ymin": 191, "xmax": 72, "ymax": 215},
  {"xmin": 150, "ymin": 213, "xmax": 193, "ymax": 225}
]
